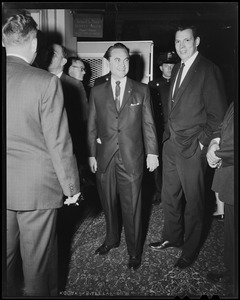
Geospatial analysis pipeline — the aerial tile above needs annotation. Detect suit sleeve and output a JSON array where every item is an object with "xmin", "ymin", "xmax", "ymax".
[
  {"xmin": 41, "ymin": 76, "xmax": 80, "ymax": 196},
  {"xmin": 87, "ymin": 88, "xmax": 98, "ymax": 157},
  {"xmin": 142, "ymin": 86, "xmax": 159, "ymax": 155},
  {"xmin": 199, "ymin": 63, "xmax": 228, "ymax": 146},
  {"xmin": 215, "ymin": 103, "xmax": 234, "ymax": 167}
]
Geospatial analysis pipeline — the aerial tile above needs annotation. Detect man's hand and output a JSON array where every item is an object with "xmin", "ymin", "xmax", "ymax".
[
  {"xmin": 146, "ymin": 154, "xmax": 159, "ymax": 172},
  {"xmin": 64, "ymin": 192, "xmax": 81, "ymax": 206},
  {"xmin": 89, "ymin": 157, "xmax": 97, "ymax": 173},
  {"xmin": 206, "ymin": 140, "xmax": 221, "ymax": 168}
]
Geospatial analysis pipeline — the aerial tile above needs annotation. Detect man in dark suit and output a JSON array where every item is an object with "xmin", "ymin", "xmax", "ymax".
[
  {"xmin": 149, "ymin": 25, "xmax": 227, "ymax": 269},
  {"xmin": 64, "ymin": 56, "xmax": 89, "ymax": 179},
  {"xmin": 148, "ymin": 51, "xmax": 179, "ymax": 205},
  {"xmin": 206, "ymin": 102, "xmax": 235, "ymax": 293},
  {"xmin": 48, "ymin": 45, "xmax": 88, "ymax": 176},
  {"xmin": 3, "ymin": 13, "xmax": 80, "ymax": 296},
  {"xmin": 87, "ymin": 43, "xmax": 159, "ymax": 270}
]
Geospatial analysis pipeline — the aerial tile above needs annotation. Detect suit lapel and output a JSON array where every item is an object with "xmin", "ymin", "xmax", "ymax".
[
  {"xmin": 170, "ymin": 54, "xmax": 201, "ymax": 110},
  {"xmin": 119, "ymin": 78, "xmax": 133, "ymax": 112},
  {"xmin": 104, "ymin": 80, "xmax": 117, "ymax": 111}
]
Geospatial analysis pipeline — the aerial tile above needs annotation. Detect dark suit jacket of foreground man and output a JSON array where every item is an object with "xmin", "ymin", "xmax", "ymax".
[
  {"xmin": 6, "ymin": 56, "xmax": 80, "ymax": 296},
  {"xmin": 87, "ymin": 77, "xmax": 158, "ymax": 256}
]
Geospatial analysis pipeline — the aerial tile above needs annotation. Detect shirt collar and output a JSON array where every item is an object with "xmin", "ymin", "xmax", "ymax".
[
  {"xmin": 7, "ymin": 53, "xmax": 29, "ymax": 63},
  {"xmin": 111, "ymin": 76, "xmax": 127, "ymax": 85},
  {"xmin": 182, "ymin": 51, "xmax": 198, "ymax": 68},
  {"xmin": 54, "ymin": 71, "xmax": 63, "ymax": 78}
]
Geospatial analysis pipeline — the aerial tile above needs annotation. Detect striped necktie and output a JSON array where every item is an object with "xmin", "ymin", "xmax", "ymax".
[{"xmin": 115, "ymin": 81, "xmax": 121, "ymax": 111}]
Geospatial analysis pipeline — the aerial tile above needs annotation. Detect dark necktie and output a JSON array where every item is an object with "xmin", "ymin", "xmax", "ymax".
[
  {"xmin": 173, "ymin": 63, "xmax": 185, "ymax": 100},
  {"xmin": 115, "ymin": 81, "xmax": 121, "ymax": 111}
]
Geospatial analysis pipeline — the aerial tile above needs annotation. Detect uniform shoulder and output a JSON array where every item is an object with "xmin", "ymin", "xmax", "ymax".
[{"xmin": 94, "ymin": 73, "xmax": 111, "ymax": 86}]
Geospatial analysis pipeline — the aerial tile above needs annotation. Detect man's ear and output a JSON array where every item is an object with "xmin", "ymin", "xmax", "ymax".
[
  {"xmin": 62, "ymin": 57, "xmax": 67, "ymax": 66},
  {"xmin": 195, "ymin": 37, "xmax": 200, "ymax": 48},
  {"xmin": 31, "ymin": 37, "xmax": 38, "ymax": 53},
  {"xmin": 159, "ymin": 66, "xmax": 163, "ymax": 72},
  {"xmin": 106, "ymin": 60, "xmax": 110, "ymax": 72}
]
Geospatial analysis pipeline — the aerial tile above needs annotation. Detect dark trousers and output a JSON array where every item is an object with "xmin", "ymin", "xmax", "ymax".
[
  {"xmin": 153, "ymin": 160, "xmax": 162, "ymax": 195},
  {"xmin": 7, "ymin": 209, "xmax": 58, "ymax": 296},
  {"xmin": 96, "ymin": 150, "xmax": 143, "ymax": 256},
  {"xmin": 161, "ymin": 139, "xmax": 207, "ymax": 258},
  {"xmin": 153, "ymin": 140, "xmax": 163, "ymax": 195}
]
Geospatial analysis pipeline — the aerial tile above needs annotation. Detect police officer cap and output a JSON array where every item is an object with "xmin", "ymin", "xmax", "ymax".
[{"xmin": 157, "ymin": 51, "xmax": 179, "ymax": 65}]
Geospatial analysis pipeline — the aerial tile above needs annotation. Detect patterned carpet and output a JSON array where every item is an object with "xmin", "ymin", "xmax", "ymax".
[{"xmin": 57, "ymin": 175, "xmax": 236, "ymax": 298}]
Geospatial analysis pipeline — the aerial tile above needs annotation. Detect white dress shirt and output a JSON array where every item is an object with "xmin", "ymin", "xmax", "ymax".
[{"xmin": 172, "ymin": 51, "xmax": 199, "ymax": 97}]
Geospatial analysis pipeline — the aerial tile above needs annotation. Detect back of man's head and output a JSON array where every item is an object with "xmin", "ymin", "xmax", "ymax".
[{"xmin": 2, "ymin": 13, "xmax": 37, "ymax": 48}]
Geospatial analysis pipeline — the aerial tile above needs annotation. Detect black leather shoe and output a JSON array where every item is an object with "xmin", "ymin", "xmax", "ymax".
[
  {"xmin": 213, "ymin": 214, "xmax": 224, "ymax": 221},
  {"xmin": 128, "ymin": 255, "xmax": 141, "ymax": 270},
  {"xmin": 151, "ymin": 192, "xmax": 161, "ymax": 205},
  {"xmin": 95, "ymin": 242, "xmax": 120, "ymax": 255},
  {"xmin": 207, "ymin": 270, "xmax": 233, "ymax": 284},
  {"xmin": 149, "ymin": 240, "xmax": 182, "ymax": 250},
  {"xmin": 174, "ymin": 255, "xmax": 197, "ymax": 269}
]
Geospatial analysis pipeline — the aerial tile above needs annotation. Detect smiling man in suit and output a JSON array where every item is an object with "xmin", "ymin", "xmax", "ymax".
[
  {"xmin": 87, "ymin": 43, "xmax": 159, "ymax": 270},
  {"xmin": 3, "ymin": 13, "xmax": 80, "ymax": 296},
  {"xmin": 149, "ymin": 25, "xmax": 227, "ymax": 269}
]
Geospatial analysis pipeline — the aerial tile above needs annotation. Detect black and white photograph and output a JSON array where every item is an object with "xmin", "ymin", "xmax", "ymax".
[{"xmin": 2, "ymin": 2, "xmax": 238, "ymax": 298}]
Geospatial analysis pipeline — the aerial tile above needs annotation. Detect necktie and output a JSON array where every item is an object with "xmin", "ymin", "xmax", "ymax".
[
  {"xmin": 173, "ymin": 63, "xmax": 185, "ymax": 100},
  {"xmin": 115, "ymin": 81, "xmax": 121, "ymax": 111}
]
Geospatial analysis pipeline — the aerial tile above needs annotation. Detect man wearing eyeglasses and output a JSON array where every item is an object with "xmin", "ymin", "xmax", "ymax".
[
  {"xmin": 64, "ymin": 56, "xmax": 89, "ymax": 122},
  {"xmin": 68, "ymin": 57, "xmax": 86, "ymax": 81}
]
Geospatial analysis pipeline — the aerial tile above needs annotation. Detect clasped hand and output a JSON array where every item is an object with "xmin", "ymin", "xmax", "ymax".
[
  {"xmin": 206, "ymin": 143, "xmax": 222, "ymax": 168},
  {"xmin": 64, "ymin": 192, "xmax": 81, "ymax": 206}
]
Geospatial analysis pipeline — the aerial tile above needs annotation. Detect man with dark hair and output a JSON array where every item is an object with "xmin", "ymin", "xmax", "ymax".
[
  {"xmin": 149, "ymin": 25, "xmax": 227, "ymax": 269},
  {"xmin": 3, "ymin": 13, "xmax": 80, "ymax": 296},
  {"xmin": 87, "ymin": 42, "xmax": 159, "ymax": 270}
]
